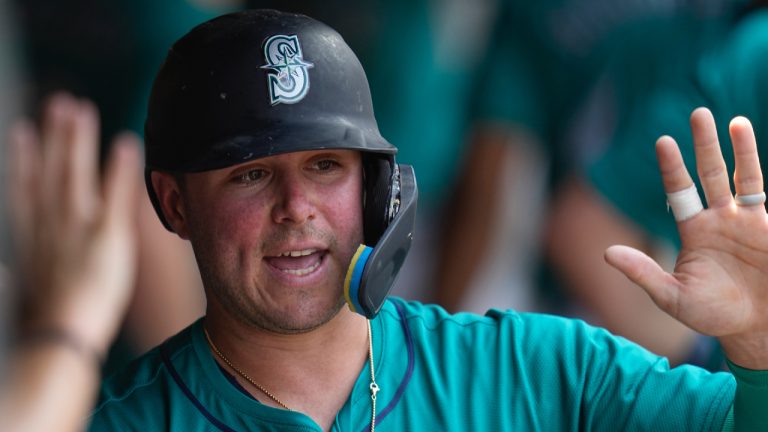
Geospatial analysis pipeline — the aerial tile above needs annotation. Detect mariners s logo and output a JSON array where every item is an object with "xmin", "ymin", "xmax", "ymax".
[{"xmin": 261, "ymin": 35, "xmax": 314, "ymax": 105}]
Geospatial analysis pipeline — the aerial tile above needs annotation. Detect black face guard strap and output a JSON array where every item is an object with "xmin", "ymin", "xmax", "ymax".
[{"xmin": 343, "ymin": 164, "xmax": 418, "ymax": 318}]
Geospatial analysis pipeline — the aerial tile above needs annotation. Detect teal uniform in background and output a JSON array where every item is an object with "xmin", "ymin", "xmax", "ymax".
[
  {"xmin": 354, "ymin": 1, "xmax": 489, "ymax": 208},
  {"xmin": 474, "ymin": 0, "xmax": 738, "ymax": 180},
  {"xmin": 471, "ymin": 0, "xmax": 742, "ymax": 328},
  {"xmin": 590, "ymin": 9, "xmax": 768, "ymax": 249},
  {"xmin": 88, "ymin": 298, "xmax": 768, "ymax": 431}
]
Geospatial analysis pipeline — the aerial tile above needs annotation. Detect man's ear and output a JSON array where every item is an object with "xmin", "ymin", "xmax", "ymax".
[{"xmin": 150, "ymin": 171, "xmax": 191, "ymax": 239}]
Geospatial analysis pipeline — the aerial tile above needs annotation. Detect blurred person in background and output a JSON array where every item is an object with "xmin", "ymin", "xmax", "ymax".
[
  {"xmin": 549, "ymin": 0, "xmax": 768, "ymax": 369},
  {"xmin": 436, "ymin": 0, "xmax": 741, "ymax": 368},
  {"xmin": 13, "ymin": 0, "xmax": 239, "ymax": 373}
]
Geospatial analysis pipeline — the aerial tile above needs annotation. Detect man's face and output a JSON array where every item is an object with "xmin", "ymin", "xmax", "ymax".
[{"xmin": 177, "ymin": 149, "xmax": 364, "ymax": 333}]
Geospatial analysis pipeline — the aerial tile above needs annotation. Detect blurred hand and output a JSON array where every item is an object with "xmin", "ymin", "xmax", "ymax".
[
  {"xmin": 9, "ymin": 93, "xmax": 141, "ymax": 356},
  {"xmin": 605, "ymin": 107, "xmax": 768, "ymax": 370}
]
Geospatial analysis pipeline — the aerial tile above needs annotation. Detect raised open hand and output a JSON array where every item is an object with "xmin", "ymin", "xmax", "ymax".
[
  {"xmin": 9, "ymin": 93, "xmax": 141, "ymax": 357},
  {"xmin": 605, "ymin": 107, "xmax": 768, "ymax": 370}
]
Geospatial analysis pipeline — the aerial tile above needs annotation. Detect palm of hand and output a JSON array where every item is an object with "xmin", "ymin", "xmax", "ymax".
[
  {"xmin": 673, "ymin": 208, "xmax": 768, "ymax": 338},
  {"xmin": 606, "ymin": 107, "xmax": 768, "ymax": 369}
]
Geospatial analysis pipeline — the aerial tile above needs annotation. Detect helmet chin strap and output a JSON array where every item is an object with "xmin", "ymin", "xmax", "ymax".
[{"xmin": 344, "ymin": 165, "xmax": 418, "ymax": 318}]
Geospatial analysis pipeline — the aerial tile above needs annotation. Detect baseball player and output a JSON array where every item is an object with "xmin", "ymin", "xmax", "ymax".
[{"xmin": 88, "ymin": 10, "xmax": 767, "ymax": 431}]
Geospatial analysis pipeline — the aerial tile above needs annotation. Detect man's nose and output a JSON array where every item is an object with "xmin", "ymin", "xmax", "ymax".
[{"xmin": 270, "ymin": 173, "xmax": 315, "ymax": 225}]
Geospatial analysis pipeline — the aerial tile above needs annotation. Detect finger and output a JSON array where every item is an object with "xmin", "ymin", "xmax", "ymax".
[
  {"xmin": 730, "ymin": 116, "xmax": 764, "ymax": 209},
  {"xmin": 690, "ymin": 107, "xmax": 732, "ymax": 208},
  {"xmin": 656, "ymin": 135, "xmax": 695, "ymax": 192},
  {"xmin": 41, "ymin": 93, "xmax": 77, "ymax": 213},
  {"xmin": 8, "ymin": 120, "xmax": 42, "ymax": 246},
  {"xmin": 66, "ymin": 99, "xmax": 100, "ymax": 220},
  {"xmin": 604, "ymin": 245, "xmax": 681, "ymax": 317},
  {"xmin": 101, "ymin": 132, "xmax": 141, "ymax": 232},
  {"xmin": 656, "ymin": 135, "xmax": 704, "ymax": 222}
]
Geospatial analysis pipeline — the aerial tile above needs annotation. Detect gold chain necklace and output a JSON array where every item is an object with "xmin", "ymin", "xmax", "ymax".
[{"xmin": 203, "ymin": 321, "xmax": 380, "ymax": 431}]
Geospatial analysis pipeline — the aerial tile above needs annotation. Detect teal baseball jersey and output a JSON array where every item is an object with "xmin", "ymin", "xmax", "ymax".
[{"xmin": 87, "ymin": 298, "xmax": 761, "ymax": 431}]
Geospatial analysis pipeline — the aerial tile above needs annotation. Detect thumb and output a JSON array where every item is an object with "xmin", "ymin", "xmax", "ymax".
[{"xmin": 604, "ymin": 245, "xmax": 681, "ymax": 315}]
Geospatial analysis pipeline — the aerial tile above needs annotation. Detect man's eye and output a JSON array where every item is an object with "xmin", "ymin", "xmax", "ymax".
[
  {"xmin": 235, "ymin": 169, "xmax": 267, "ymax": 184},
  {"xmin": 314, "ymin": 159, "xmax": 340, "ymax": 171}
]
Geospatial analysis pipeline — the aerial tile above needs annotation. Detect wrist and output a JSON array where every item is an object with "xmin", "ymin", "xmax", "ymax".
[
  {"xmin": 19, "ymin": 327, "xmax": 105, "ymax": 367},
  {"xmin": 719, "ymin": 334, "xmax": 768, "ymax": 370},
  {"xmin": 26, "ymin": 286, "xmax": 126, "ymax": 357}
]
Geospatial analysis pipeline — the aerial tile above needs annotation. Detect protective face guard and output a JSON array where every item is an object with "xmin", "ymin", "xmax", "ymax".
[{"xmin": 344, "ymin": 165, "xmax": 417, "ymax": 318}]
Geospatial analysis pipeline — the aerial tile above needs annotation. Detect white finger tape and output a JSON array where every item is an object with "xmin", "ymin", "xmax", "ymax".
[{"xmin": 666, "ymin": 184, "xmax": 704, "ymax": 222}]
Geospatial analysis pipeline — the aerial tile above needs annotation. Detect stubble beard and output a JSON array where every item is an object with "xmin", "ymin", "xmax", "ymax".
[
  {"xmin": 193, "ymin": 227, "xmax": 358, "ymax": 334},
  {"xmin": 213, "ymin": 275, "xmax": 347, "ymax": 334}
]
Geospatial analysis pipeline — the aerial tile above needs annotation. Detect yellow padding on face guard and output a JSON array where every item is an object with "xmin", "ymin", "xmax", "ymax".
[{"xmin": 343, "ymin": 244, "xmax": 372, "ymax": 313}]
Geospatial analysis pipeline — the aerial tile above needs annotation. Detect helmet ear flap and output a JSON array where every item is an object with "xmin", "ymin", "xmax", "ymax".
[{"xmin": 362, "ymin": 154, "xmax": 394, "ymax": 245}]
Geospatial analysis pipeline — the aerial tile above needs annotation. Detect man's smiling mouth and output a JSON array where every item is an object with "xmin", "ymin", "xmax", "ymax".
[{"xmin": 265, "ymin": 249, "xmax": 326, "ymax": 276}]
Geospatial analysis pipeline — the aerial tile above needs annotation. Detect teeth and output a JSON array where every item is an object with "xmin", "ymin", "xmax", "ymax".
[
  {"xmin": 279, "ymin": 249, "xmax": 316, "ymax": 257},
  {"xmin": 281, "ymin": 260, "xmax": 320, "ymax": 276}
]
